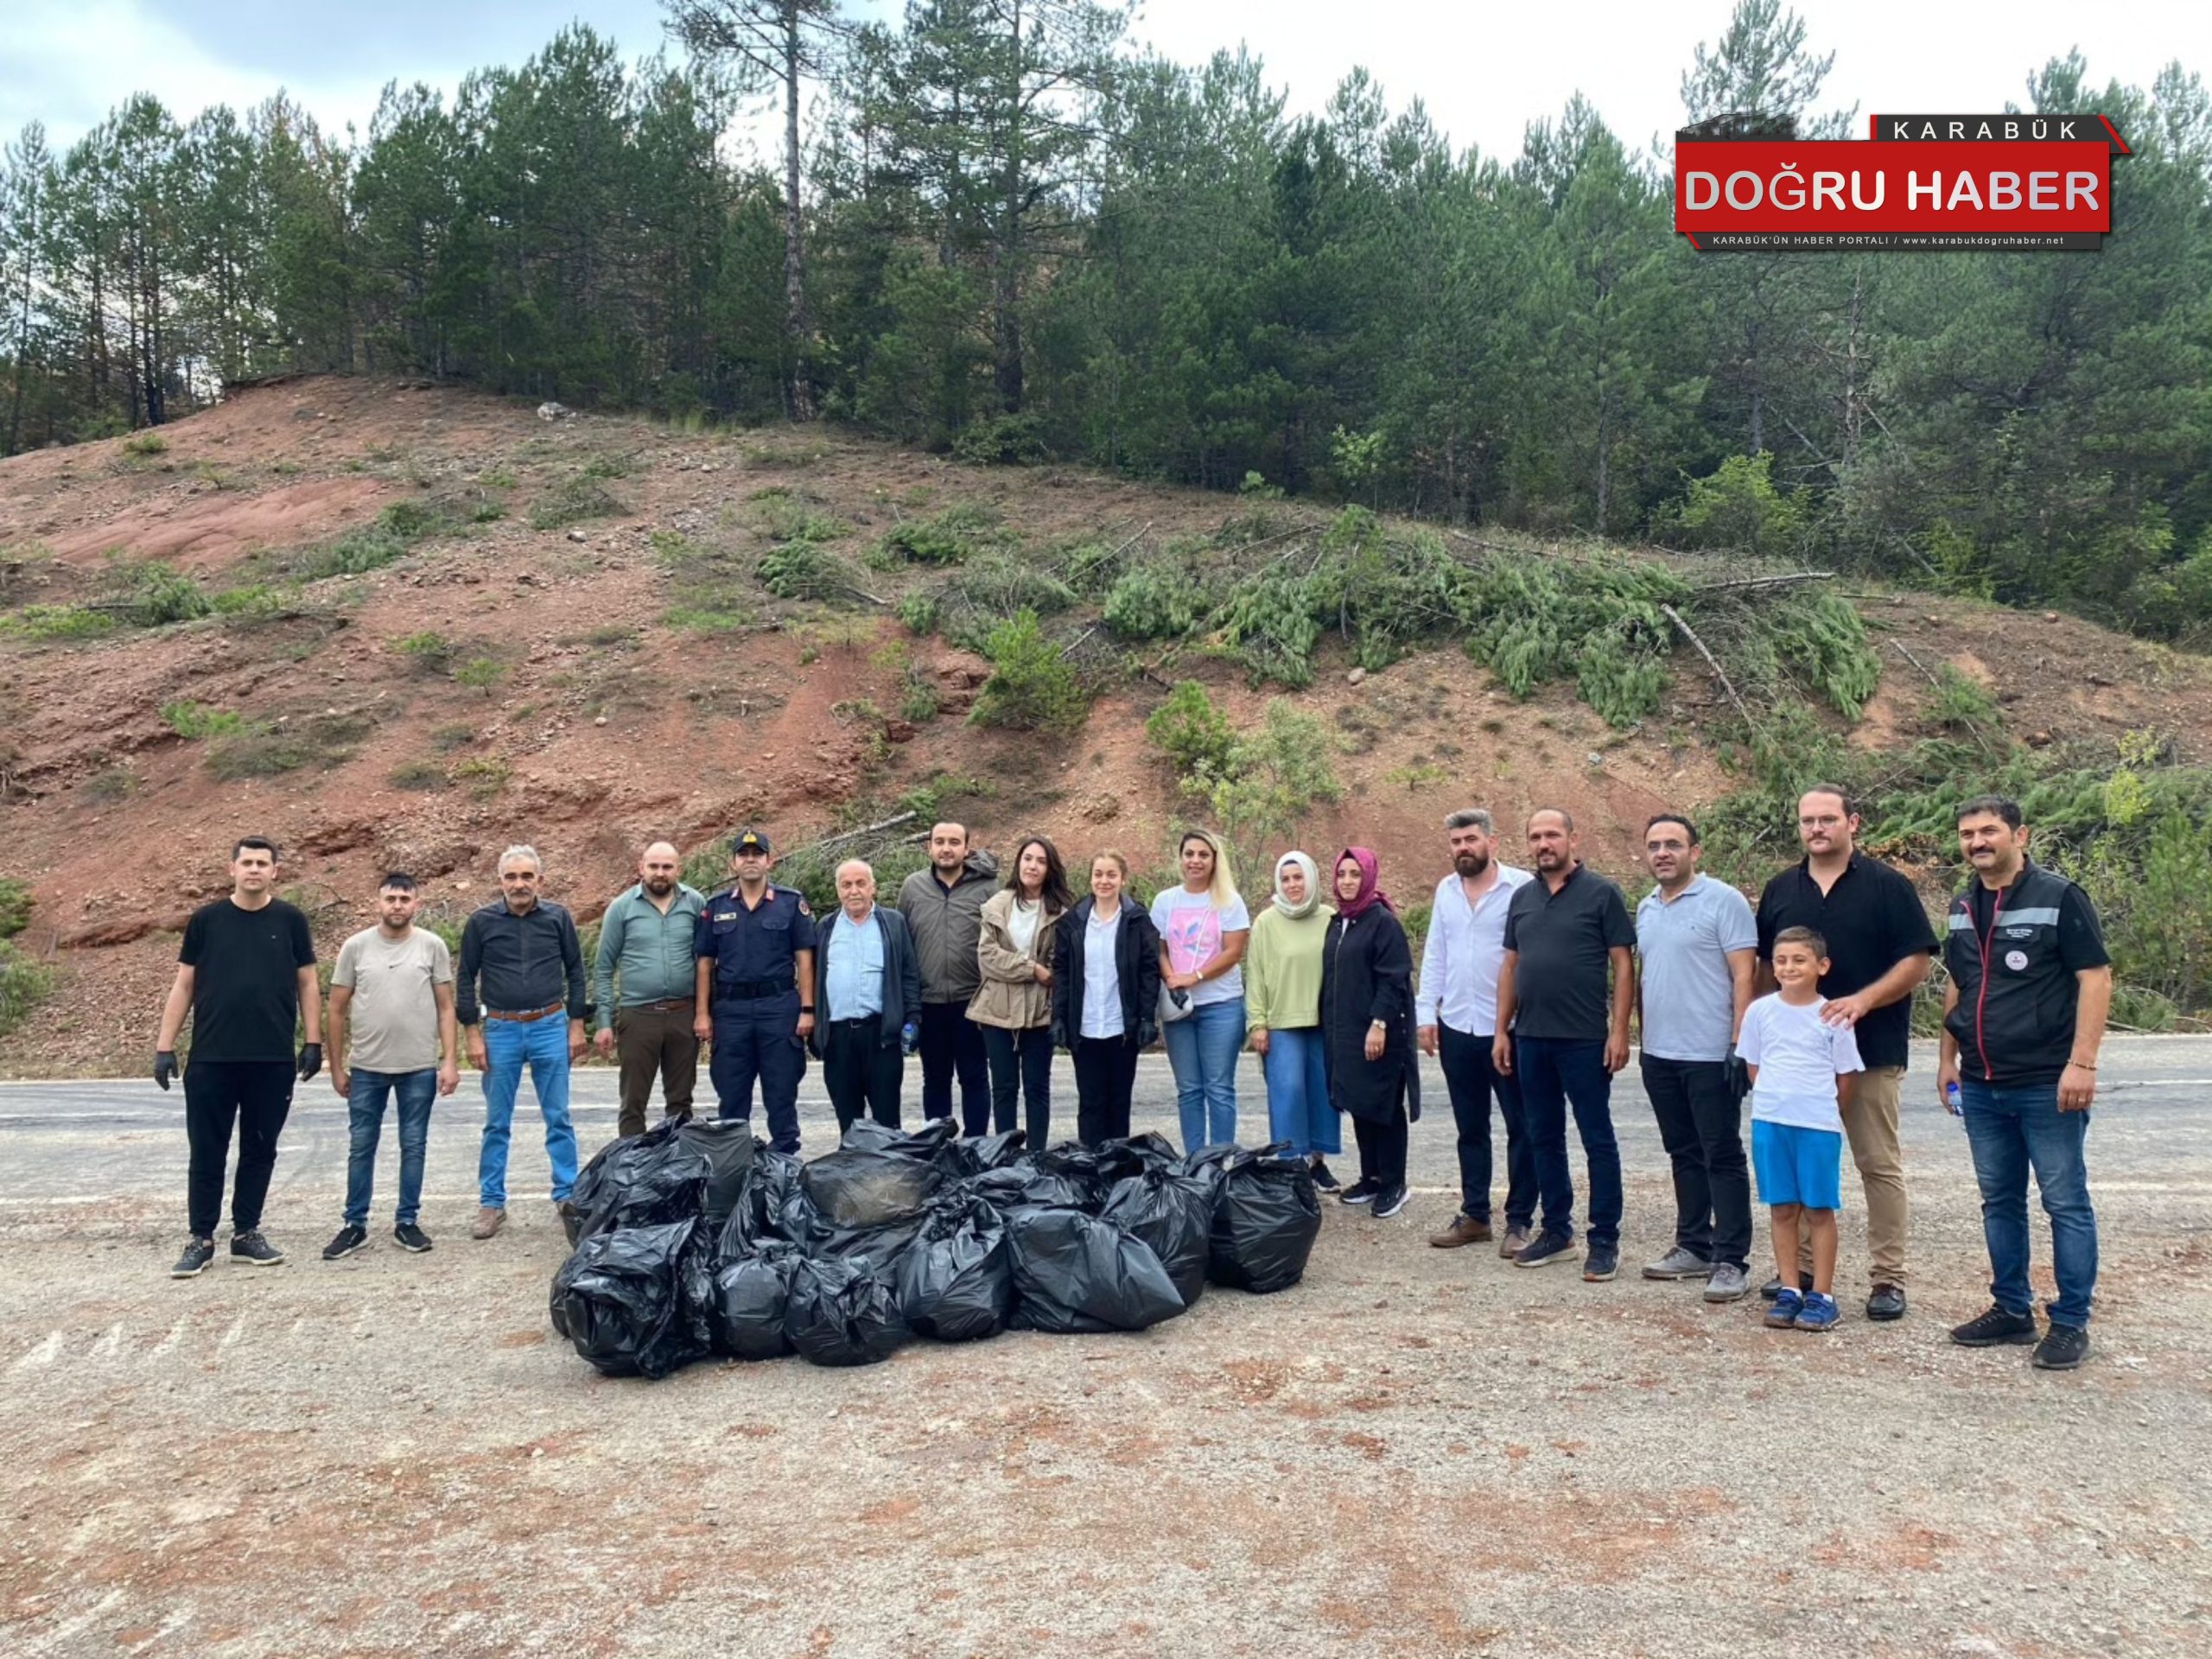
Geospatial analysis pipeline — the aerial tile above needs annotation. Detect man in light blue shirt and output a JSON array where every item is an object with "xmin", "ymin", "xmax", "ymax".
[
  {"xmin": 592, "ymin": 842, "xmax": 707, "ymax": 1138},
  {"xmin": 811, "ymin": 860, "xmax": 921, "ymax": 1134},
  {"xmin": 1633, "ymin": 812, "xmax": 1758, "ymax": 1300},
  {"xmin": 1416, "ymin": 808, "xmax": 1536, "ymax": 1255}
]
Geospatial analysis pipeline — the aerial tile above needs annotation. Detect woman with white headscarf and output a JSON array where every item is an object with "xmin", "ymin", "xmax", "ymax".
[{"xmin": 1243, "ymin": 851, "xmax": 1342, "ymax": 1189}]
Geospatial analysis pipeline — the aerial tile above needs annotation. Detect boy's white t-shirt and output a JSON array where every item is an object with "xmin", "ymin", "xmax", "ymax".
[
  {"xmin": 1149, "ymin": 887, "xmax": 1251, "ymax": 1007},
  {"xmin": 1738, "ymin": 992, "xmax": 1864, "ymax": 1134}
]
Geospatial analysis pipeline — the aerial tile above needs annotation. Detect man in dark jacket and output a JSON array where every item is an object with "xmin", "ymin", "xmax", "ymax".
[
  {"xmin": 897, "ymin": 823, "xmax": 998, "ymax": 1128},
  {"xmin": 813, "ymin": 859, "xmax": 923, "ymax": 1134},
  {"xmin": 1939, "ymin": 795, "xmax": 2111, "ymax": 1372}
]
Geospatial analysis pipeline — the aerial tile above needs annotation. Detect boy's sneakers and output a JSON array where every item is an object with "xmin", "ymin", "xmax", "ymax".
[
  {"xmin": 1764, "ymin": 1287, "xmax": 1805, "ymax": 1328},
  {"xmin": 230, "ymin": 1231, "xmax": 285, "ymax": 1266},
  {"xmin": 1338, "ymin": 1178, "xmax": 1380, "ymax": 1206},
  {"xmin": 321, "ymin": 1224, "xmax": 369, "ymax": 1261},
  {"xmin": 1950, "ymin": 1305, "xmax": 2038, "ymax": 1347},
  {"xmin": 1582, "ymin": 1247, "xmax": 1619, "ymax": 1282},
  {"xmin": 1513, "ymin": 1231, "xmax": 1578, "ymax": 1269},
  {"xmin": 393, "ymin": 1223, "xmax": 435, "ymax": 1254},
  {"xmin": 1794, "ymin": 1291, "xmax": 1840, "ymax": 1332},
  {"xmin": 2032, "ymin": 1324, "xmax": 2090, "ymax": 1370},
  {"xmin": 1372, "ymin": 1184, "xmax": 1409, "ymax": 1219},
  {"xmin": 1760, "ymin": 1272, "xmax": 1815, "ymax": 1301},
  {"xmin": 1308, "ymin": 1159, "xmax": 1342, "ymax": 1193},
  {"xmin": 170, "ymin": 1237, "xmax": 216, "ymax": 1279}
]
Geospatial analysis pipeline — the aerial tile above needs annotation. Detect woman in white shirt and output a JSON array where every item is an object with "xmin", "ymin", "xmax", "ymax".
[
  {"xmin": 1151, "ymin": 829, "xmax": 1251, "ymax": 1154},
  {"xmin": 969, "ymin": 836, "xmax": 1072, "ymax": 1148},
  {"xmin": 1050, "ymin": 850, "xmax": 1164, "ymax": 1147}
]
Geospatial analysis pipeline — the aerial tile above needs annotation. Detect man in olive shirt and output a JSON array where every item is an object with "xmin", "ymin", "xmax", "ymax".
[
  {"xmin": 456, "ymin": 844, "xmax": 588, "ymax": 1240},
  {"xmin": 1494, "ymin": 809, "xmax": 1637, "ymax": 1282},
  {"xmin": 593, "ymin": 841, "xmax": 707, "ymax": 1139},
  {"xmin": 1755, "ymin": 784, "xmax": 1937, "ymax": 1320}
]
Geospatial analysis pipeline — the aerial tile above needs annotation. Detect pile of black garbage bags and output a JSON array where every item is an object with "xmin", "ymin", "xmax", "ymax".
[{"xmin": 548, "ymin": 1117, "xmax": 1324, "ymax": 1379}]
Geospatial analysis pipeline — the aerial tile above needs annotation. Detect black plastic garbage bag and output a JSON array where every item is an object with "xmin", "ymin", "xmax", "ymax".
[
  {"xmin": 717, "ymin": 1148, "xmax": 805, "ymax": 1262},
  {"xmin": 946, "ymin": 1129, "xmax": 1028, "ymax": 1177},
  {"xmin": 1094, "ymin": 1133, "xmax": 1182, "ymax": 1180},
  {"xmin": 784, "ymin": 1253, "xmax": 908, "ymax": 1366},
  {"xmin": 804, "ymin": 1124, "xmax": 954, "ymax": 1229},
  {"xmin": 550, "ymin": 1218, "xmax": 714, "ymax": 1379},
  {"xmin": 711, "ymin": 1242, "xmax": 799, "ymax": 1359},
  {"xmin": 1099, "ymin": 1166, "xmax": 1217, "ymax": 1307},
  {"xmin": 1027, "ymin": 1143, "xmax": 1118, "ymax": 1209},
  {"xmin": 898, "ymin": 1197, "xmax": 1014, "ymax": 1341},
  {"xmin": 567, "ymin": 1122, "xmax": 710, "ymax": 1245},
  {"xmin": 676, "ymin": 1119, "xmax": 757, "ymax": 1230},
  {"xmin": 961, "ymin": 1162, "xmax": 1094, "ymax": 1213},
  {"xmin": 1205, "ymin": 1144, "xmax": 1322, "ymax": 1294},
  {"xmin": 1007, "ymin": 1207, "xmax": 1185, "ymax": 1333}
]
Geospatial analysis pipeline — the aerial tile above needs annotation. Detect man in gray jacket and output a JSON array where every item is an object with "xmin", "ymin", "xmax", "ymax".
[{"xmin": 897, "ymin": 823, "xmax": 998, "ymax": 1130}]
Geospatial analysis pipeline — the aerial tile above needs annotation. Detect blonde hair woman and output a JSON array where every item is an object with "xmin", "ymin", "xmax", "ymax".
[{"xmin": 1151, "ymin": 828, "xmax": 1250, "ymax": 1152}]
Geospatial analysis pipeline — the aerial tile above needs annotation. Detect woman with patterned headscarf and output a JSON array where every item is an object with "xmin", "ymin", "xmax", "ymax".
[
  {"xmin": 1322, "ymin": 847, "xmax": 1421, "ymax": 1219},
  {"xmin": 1243, "ymin": 852, "xmax": 1343, "ymax": 1190}
]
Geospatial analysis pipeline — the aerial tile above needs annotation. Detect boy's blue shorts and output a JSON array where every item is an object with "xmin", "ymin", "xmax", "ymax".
[{"xmin": 1752, "ymin": 1120, "xmax": 1843, "ymax": 1210}]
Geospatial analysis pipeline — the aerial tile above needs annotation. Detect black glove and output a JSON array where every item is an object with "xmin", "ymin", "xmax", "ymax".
[
  {"xmin": 153, "ymin": 1051, "xmax": 177, "ymax": 1090},
  {"xmin": 296, "ymin": 1043, "xmax": 323, "ymax": 1082},
  {"xmin": 1726, "ymin": 1050, "xmax": 1751, "ymax": 1103}
]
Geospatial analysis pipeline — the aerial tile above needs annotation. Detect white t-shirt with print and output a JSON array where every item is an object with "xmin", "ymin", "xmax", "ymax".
[
  {"xmin": 1738, "ymin": 992, "xmax": 1864, "ymax": 1134},
  {"xmin": 1150, "ymin": 887, "xmax": 1251, "ymax": 1007}
]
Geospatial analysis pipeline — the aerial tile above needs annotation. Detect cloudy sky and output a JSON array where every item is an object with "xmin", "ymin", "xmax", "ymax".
[{"xmin": 3, "ymin": 0, "xmax": 2200, "ymax": 163}]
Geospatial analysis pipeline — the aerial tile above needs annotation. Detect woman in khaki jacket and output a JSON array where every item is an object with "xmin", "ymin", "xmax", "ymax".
[{"xmin": 969, "ymin": 836, "xmax": 1073, "ymax": 1147}]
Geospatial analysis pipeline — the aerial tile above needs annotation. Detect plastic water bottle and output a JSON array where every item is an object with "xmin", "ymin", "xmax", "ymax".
[
  {"xmin": 1944, "ymin": 1083, "xmax": 1964, "ymax": 1119},
  {"xmin": 900, "ymin": 1020, "xmax": 920, "ymax": 1057}
]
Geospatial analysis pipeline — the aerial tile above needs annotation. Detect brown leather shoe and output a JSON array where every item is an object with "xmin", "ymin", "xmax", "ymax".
[
  {"xmin": 1499, "ymin": 1224, "xmax": 1532, "ymax": 1260},
  {"xmin": 1429, "ymin": 1214, "xmax": 1494, "ymax": 1249},
  {"xmin": 470, "ymin": 1205, "xmax": 506, "ymax": 1241}
]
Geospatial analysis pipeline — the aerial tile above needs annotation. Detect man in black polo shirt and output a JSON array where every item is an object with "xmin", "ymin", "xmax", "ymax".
[
  {"xmin": 1494, "ymin": 808, "xmax": 1637, "ymax": 1281},
  {"xmin": 1755, "ymin": 784, "xmax": 1937, "ymax": 1320},
  {"xmin": 1939, "ymin": 795, "xmax": 2110, "ymax": 1371},
  {"xmin": 155, "ymin": 836, "xmax": 322, "ymax": 1278}
]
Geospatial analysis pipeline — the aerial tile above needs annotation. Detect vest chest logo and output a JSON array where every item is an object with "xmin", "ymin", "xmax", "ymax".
[
  {"xmin": 1999, "ymin": 926, "xmax": 2037, "ymax": 940},
  {"xmin": 2004, "ymin": 950, "xmax": 2030, "ymax": 971}
]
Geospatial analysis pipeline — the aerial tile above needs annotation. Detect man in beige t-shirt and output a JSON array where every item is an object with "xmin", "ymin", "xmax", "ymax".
[{"xmin": 323, "ymin": 874, "xmax": 459, "ymax": 1261}]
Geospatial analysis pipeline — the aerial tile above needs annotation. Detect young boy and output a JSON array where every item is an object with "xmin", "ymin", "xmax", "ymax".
[{"xmin": 1738, "ymin": 925, "xmax": 1864, "ymax": 1332}]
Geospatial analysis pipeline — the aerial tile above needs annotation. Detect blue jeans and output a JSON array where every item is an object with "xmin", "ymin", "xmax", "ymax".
[
  {"xmin": 1960, "ymin": 1078, "xmax": 2097, "ymax": 1327},
  {"xmin": 479, "ymin": 1015, "xmax": 578, "ymax": 1207},
  {"xmin": 1165, "ymin": 999, "xmax": 1245, "ymax": 1153},
  {"xmin": 1513, "ymin": 1036, "xmax": 1621, "ymax": 1250},
  {"xmin": 1261, "ymin": 1027, "xmax": 1340, "ymax": 1160},
  {"xmin": 345, "ymin": 1068, "xmax": 438, "ymax": 1226}
]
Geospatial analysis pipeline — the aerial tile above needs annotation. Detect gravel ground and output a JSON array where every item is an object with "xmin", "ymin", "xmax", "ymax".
[{"xmin": 3, "ymin": 1039, "xmax": 2209, "ymax": 1658}]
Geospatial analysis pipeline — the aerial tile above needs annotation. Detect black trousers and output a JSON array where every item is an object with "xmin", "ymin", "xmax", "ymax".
[
  {"xmin": 821, "ymin": 1016, "xmax": 904, "ymax": 1135},
  {"xmin": 918, "ymin": 1001, "xmax": 989, "ymax": 1127},
  {"xmin": 1439, "ymin": 1023, "xmax": 1534, "ymax": 1227},
  {"xmin": 1351, "ymin": 1109, "xmax": 1408, "ymax": 1188},
  {"xmin": 1640, "ymin": 1054, "xmax": 1753, "ymax": 1270},
  {"xmin": 184, "ymin": 1058, "xmax": 296, "ymax": 1239},
  {"xmin": 982, "ymin": 1024, "xmax": 1052, "ymax": 1144},
  {"xmin": 1071, "ymin": 1036, "xmax": 1138, "ymax": 1147}
]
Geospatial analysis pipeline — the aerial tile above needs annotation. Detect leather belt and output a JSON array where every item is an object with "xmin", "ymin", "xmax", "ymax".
[
  {"xmin": 486, "ymin": 1001, "xmax": 565, "ymax": 1023},
  {"xmin": 721, "ymin": 977, "xmax": 796, "ymax": 1000},
  {"xmin": 637, "ymin": 997, "xmax": 695, "ymax": 1013}
]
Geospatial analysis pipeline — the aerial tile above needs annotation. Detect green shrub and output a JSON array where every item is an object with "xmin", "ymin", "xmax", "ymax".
[
  {"xmin": 756, "ymin": 496, "xmax": 850, "ymax": 543},
  {"xmin": 122, "ymin": 431, "xmax": 168, "ymax": 457},
  {"xmin": 1145, "ymin": 681, "xmax": 1238, "ymax": 782},
  {"xmin": 454, "ymin": 658, "xmax": 508, "ymax": 693},
  {"xmin": 1657, "ymin": 452, "xmax": 1808, "ymax": 557},
  {"xmin": 0, "ymin": 940, "xmax": 51, "ymax": 1037},
  {"xmin": 161, "ymin": 701, "xmax": 246, "ymax": 740},
  {"xmin": 899, "ymin": 676, "xmax": 942, "ymax": 722},
  {"xmin": 758, "ymin": 542, "xmax": 864, "ymax": 603},
  {"xmin": 969, "ymin": 609, "xmax": 1087, "ymax": 733},
  {"xmin": 531, "ymin": 475, "xmax": 623, "ymax": 531},
  {"xmin": 897, "ymin": 591, "xmax": 939, "ymax": 634},
  {"xmin": 951, "ymin": 411, "xmax": 1048, "ymax": 467},
  {"xmin": 874, "ymin": 503, "xmax": 1014, "ymax": 567},
  {"xmin": 431, "ymin": 723, "xmax": 474, "ymax": 752},
  {"xmin": 452, "ymin": 756, "xmax": 511, "ymax": 798},
  {"xmin": 1104, "ymin": 563, "xmax": 1206, "ymax": 639},
  {"xmin": 117, "ymin": 562, "xmax": 212, "ymax": 626},
  {"xmin": 210, "ymin": 584, "xmax": 289, "ymax": 623},
  {"xmin": 0, "ymin": 879, "xmax": 32, "ymax": 938},
  {"xmin": 293, "ymin": 502, "xmax": 455, "ymax": 581},
  {"xmin": 390, "ymin": 760, "xmax": 449, "ymax": 791},
  {"xmin": 205, "ymin": 712, "xmax": 371, "ymax": 779},
  {"xmin": 580, "ymin": 453, "xmax": 634, "ymax": 480},
  {"xmin": 1, "ymin": 605, "xmax": 112, "ymax": 640},
  {"xmin": 395, "ymin": 631, "xmax": 454, "ymax": 673}
]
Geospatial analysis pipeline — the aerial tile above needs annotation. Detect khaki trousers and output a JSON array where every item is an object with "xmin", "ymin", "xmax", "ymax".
[
  {"xmin": 615, "ymin": 1003, "xmax": 699, "ymax": 1139},
  {"xmin": 1794, "ymin": 1064, "xmax": 1909, "ymax": 1286}
]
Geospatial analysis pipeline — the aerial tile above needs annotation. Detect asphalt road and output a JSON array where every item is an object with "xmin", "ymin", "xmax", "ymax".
[{"xmin": 1, "ymin": 1037, "xmax": 2206, "ymax": 1234}]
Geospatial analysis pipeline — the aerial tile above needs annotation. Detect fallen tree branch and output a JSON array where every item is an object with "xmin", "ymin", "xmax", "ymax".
[
  {"xmin": 1690, "ymin": 569, "xmax": 1838, "ymax": 594},
  {"xmin": 1887, "ymin": 636, "xmax": 1944, "ymax": 688},
  {"xmin": 1661, "ymin": 602, "xmax": 1753, "ymax": 729},
  {"xmin": 798, "ymin": 810, "xmax": 918, "ymax": 857}
]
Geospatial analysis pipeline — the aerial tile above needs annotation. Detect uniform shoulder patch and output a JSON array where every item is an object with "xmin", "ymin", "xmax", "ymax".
[{"xmin": 794, "ymin": 893, "xmax": 813, "ymax": 918}]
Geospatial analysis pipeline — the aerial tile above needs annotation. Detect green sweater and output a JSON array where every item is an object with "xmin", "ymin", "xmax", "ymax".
[{"xmin": 1244, "ymin": 905, "xmax": 1335, "ymax": 1033}]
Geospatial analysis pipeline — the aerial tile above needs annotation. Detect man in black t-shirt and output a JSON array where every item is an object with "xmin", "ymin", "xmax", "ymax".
[
  {"xmin": 156, "ymin": 837, "xmax": 322, "ymax": 1278},
  {"xmin": 1755, "ymin": 785, "xmax": 1937, "ymax": 1321}
]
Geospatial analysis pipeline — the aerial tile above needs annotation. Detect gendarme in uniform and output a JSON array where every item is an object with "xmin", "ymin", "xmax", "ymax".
[{"xmin": 695, "ymin": 829, "xmax": 812, "ymax": 1153}]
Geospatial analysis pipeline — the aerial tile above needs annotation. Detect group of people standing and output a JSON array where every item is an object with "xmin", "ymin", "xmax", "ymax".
[{"xmin": 156, "ymin": 781, "xmax": 2113, "ymax": 1372}]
